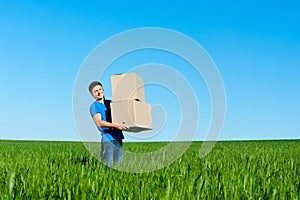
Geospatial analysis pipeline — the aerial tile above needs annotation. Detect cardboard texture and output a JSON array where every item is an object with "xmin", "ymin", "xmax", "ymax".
[
  {"xmin": 110, "ymin": 73, "xmax": 145, "ymax": 102},
  {"xmin": 110, "ymin": 100, "xmax": 152, "ymax": 132}
]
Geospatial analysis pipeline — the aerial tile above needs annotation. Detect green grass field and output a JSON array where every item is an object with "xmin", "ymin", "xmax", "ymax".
[{"xmin": 0, "ymin": 140, "xmax": 299, "ymax": 199}]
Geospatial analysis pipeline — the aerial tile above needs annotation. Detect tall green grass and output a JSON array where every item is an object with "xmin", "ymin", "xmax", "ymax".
[{"xmin": 0, "ymin": 140, "xmax": 299, "ymax": 199}]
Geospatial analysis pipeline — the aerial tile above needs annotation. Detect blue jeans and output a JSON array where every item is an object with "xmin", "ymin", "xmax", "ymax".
[{"xmin": 101, "ymin": 140, "xmax": 122, "ymax": 168}]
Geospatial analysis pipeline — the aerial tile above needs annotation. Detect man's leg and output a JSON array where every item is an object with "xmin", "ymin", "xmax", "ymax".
[
  {"xmin": 102, "ymin": 141, "xmax": 114, "ymax": 168},
  {"xmin": 100, "ymin": 142, "xmax": 105, "ymax": 162},
  {"xmin": 113, "ymin": 140, "xmax": 123, "ymax": 166}
]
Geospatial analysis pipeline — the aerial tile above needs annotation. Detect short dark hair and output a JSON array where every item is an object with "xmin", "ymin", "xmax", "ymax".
[{"xmin": 89, "ymin": 81, "xmax": 103, "ymax": 94}]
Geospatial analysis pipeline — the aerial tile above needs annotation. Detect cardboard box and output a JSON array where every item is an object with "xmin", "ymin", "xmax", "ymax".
[
  {"xmin": 110, "ymin": 73, "xmax": 145, "ymax": 102},
  {"xmin": 111, "ymin": 100, "xmax": 152, "ymax": 132}
]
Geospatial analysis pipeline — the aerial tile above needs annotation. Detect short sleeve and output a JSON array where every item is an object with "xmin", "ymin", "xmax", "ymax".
[{"xmin": 90, "ymin": 103, "xmax": 98, "ymax": 117}]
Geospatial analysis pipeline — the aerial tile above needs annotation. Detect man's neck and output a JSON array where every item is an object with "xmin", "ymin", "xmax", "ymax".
[{"xmin": 96, "ymin": 98, "xmax": 104, "ymax": 103}]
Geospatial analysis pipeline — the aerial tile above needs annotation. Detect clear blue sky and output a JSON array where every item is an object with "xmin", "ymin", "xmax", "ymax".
[{"xmin": 1, "ymin": 0, "xmax": 299, "ymax": 141}]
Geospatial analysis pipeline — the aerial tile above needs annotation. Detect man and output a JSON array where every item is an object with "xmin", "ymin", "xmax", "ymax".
[{"xmin": 89, "ymin": 81, "xmax": 127, "ymax": 168}]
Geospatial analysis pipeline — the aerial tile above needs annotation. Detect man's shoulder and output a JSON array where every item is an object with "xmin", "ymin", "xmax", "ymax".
[
  {"xmin": 90, "ymin": 101, "xmax": 100, "ymax": 108},
  {"xmin": 90, "ymin": 101, "xmax": 106, "ymax": 112}
]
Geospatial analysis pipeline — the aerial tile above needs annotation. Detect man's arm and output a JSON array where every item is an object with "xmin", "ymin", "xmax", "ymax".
[{"xmin": 92, "ymin": 113, "xmax": 127, "ymax": 130}]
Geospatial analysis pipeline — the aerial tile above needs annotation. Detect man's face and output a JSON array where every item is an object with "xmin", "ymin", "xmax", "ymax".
[{"xmin": 91, "ymin": 85, "xmax": 104, "ymax": 101}]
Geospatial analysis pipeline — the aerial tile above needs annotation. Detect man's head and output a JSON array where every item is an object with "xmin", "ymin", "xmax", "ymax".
[{"xmin": 89, "ymin": 81, "xmax": 104, "ymax": 101}]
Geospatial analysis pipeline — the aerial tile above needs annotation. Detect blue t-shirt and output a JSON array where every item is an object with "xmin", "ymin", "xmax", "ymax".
[{"xmin": 89, "ymin": 100, "xmax": 124, "ymax": 142}]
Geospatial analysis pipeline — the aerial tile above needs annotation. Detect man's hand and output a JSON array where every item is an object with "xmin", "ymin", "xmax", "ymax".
[{"xmin": 115, "ymin": 123, "xmax": 128, "ymax": 130}]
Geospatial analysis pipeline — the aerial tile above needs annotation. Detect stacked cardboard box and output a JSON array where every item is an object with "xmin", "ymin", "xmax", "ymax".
[{"xmin": 110, "ymin": 73, "xmax": 152, "ymax": 132}]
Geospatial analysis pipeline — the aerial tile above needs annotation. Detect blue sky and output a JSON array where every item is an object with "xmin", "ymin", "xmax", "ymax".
[{"xmin": 0, "ymin": 0, "xmax": 299, "ymax": 141}]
